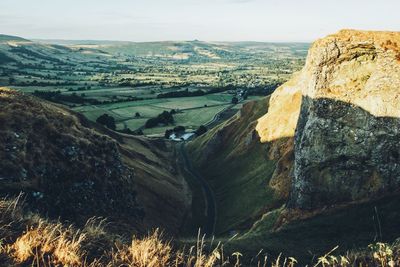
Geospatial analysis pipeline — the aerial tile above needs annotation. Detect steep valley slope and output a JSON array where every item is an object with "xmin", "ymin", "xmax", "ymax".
[
  {"xmin": 1, "ymin": 29, "xmax": 400, "ymax": 265},
  {"xmin": 187, "ymin": 98, "xmax": 289, "ymax": 234},
  {"xmin": 0, "ymin": 87, "xmax": 191, "ymax": 235},
  {"xmin": 188, "ymin": 29, "xmax": 400, "ymax": 260}
]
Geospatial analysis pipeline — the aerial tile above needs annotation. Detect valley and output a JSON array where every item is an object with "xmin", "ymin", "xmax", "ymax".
[
  {"xmin": 0, "ymin": 29, "xmax": 400, "ymax": 266},
  {"xmin": 0, "ymin": 35, "xmax": 307, "ymax": 136}
]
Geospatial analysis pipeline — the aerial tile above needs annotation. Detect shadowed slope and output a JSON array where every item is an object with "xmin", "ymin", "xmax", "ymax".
[{"xmin": 0, "ymin": 87, "xmax": 191, "ymax": 235}]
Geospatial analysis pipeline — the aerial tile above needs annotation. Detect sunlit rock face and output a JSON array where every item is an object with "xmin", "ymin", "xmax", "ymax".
[{"xmin": 257, "ymin": 30, "xmax": 400, "ymax": 209}]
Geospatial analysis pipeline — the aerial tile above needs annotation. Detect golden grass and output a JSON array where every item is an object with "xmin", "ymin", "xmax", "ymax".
[
  {"xmin": 0, "ymin": 195, "xmax": 399, "ymax": 266},
  {"xmin": 10, "ymin": 221, "xmax": 85, "ymax": 265},
  {"xmin": 109, "ymin": 230, "xmax": 175, "ymax": 267}
]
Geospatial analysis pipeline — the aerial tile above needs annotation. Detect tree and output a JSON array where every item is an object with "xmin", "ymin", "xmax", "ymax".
[
  {"xmin": 145, "ymin": 111, "xmax": 175, "ymax": 129},
  {"xmin": 231, "ymin": 96, "xmax": 239, "ymax": 104},
  {"xmin": 173, "ymin": 126, "xmax": 185, "ymax": 133},
  {"xmin": 145, "ymin": 118, "xmax": 159, "ymax": 128},
  {"xmin": 134, "ymin": 129, "xmax": 144, "ymax": 135},
  {"xmin": 195, "ymin": 125, "xmax": 207, "ymax": 136},
  {"xmin": 158, "ymin": 111, "xmax": 174, "ymax": 125},
  {"xmin": 96, "ymin": 114, "xmax": 116, "ymax": 130},
  {"xmin": 164, "ymin": 129, "xmax": 173, "ymax": 139}
]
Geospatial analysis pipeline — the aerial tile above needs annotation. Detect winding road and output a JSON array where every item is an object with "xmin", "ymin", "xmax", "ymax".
[
  {"xmin": 179, "ymin": 142, "xmax": 216, "ymax": 236},
  {"xmin": 204, "ymin": 104, "xmax": 234, "ymax": 128}
]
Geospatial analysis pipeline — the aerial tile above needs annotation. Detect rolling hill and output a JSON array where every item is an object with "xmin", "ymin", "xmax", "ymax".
[{"xmin": 1, "ymin": 30, "xmax": 400, "ymax": 266}]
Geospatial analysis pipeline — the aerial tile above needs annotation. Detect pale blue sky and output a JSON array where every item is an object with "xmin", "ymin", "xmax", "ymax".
[{"xmin": 0, "ymin": 0, "xmax": 399, "ymax": 42}]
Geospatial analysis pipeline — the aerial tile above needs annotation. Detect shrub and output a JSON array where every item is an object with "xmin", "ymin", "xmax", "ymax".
[
  {"xmin": 195, "ymin": 125, "xmax": 207, "ymax": 136},
  {"xmin": 145, "ymin": 111, "xmax": 174, "ymax": 129},
  {"xmin": 231, "ymin": 96, "xmax": 239, "ymax": 104},
  {"xmin": 96, "ymin": 114, "xmax": 116, "ymax": 130}
]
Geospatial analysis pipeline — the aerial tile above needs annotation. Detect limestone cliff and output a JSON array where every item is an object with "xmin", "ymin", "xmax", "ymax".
[{"xmin": 256, "ymin": 30, "xmax": 400, "ymax": 209}]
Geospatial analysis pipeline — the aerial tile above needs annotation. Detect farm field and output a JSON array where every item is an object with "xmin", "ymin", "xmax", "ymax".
[
  {"xmin": 0, "ymin": 34, "xmax": 308, "ymax": 136},
  {"xmin": 74, "ymin": 92, "xmax": 235, "ymax": 135}
]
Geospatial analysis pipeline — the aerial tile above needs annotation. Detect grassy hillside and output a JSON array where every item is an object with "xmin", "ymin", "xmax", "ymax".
[
  {"xmin": 0, "ymin": 87, "xmax": 191, "ymax": 235},
  {"xmin": 187, "ymin": 98, "xmax": 286, "ymax": 234},
  {"xmin": 228, "ymin": 194, "xmax": 400, "ymax": 263},
  {"xmin": 186, "ymin": 96, "xmax": 400, "ymax": 263},
  {"xmin": 0, "ymin": 34, "xmax": 28, "ymax": 42}
]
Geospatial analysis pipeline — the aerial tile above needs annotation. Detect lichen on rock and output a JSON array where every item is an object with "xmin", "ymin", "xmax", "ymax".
[{"xmin": 257, "ymin": 30, "xmax": 400, "ymax": 209}]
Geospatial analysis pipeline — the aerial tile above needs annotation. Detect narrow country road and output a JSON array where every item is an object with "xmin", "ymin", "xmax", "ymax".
[
  {"xmin": 179, "ymin": 142, "xmax": 216, "ymax": 236},
  {"xmin": 204, "ymin": 104, "xmax": 234, "ymax": 127}
]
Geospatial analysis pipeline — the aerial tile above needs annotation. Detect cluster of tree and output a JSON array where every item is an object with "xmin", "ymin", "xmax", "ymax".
[
  {"xmin": 96, "ymin": 114, "xmax": 116, "ymax": 130},
  {"xmin": 32, "ymin": 90, "xmax": 98, "ymax": 105},
  {"xmin": 164, "ymin": 126, "xmax": 186, "ymax": 139},
  {"xmin": 119, "ymin": 128, "xmax": 143, "ymax": 135},
  {"xmin": 246, "ymin": 82, "xmax": 283, "ymax": 96},
  {"xmin": 33, "ymin": 90, "xmax": 147, "ymax": 106},
  {"xmin": 157, "ymin": 89, "xmax": 206, "ymax": 98},
  {"xmin": 157, "ymin": 85, "xmax": 236, "ymax": 99},
  {"xmin": 116, "ymin": 80, "xmax": 159, "ymax": 87},
  {"xmin": 164, "ymin": 125, "xmax": 207, "ymax": 139},
  {"xmin": 231, "ymin": 96, "xmax": 239, "ymax": 104},
  {"xmin": 97, "ymin": 96, "xmax": 145, "ymax": 105},
  {"xmin": 194, "ymin": 125, "xmax": 207, "ymax": 136},
  {"xmin": 16, "ymin": 80, "xmax": 77, "ymax": 87},
  {"xmin": 96, "ymin": 114, "xmax": 144, "ymax": 135},
  {"xmin": 145, "ymin": 110, "xmax": 174, "ymax": 128},
  {"xmin": 209, "ymin": 85, "xmax": 236, "ymax": 93},
  {"xmin": 68, "ymin": 86, "xmax": 91, "ymax": 91}
]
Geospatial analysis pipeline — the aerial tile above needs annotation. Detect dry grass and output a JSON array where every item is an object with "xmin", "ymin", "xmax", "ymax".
[
  {"xmin": 109, "ymin": 230, "xmax": 175, "ymax": 267},
  {"xmin": 10, "ymin": 221, "xmax": 85, "ymax": 265},
  {"xmin": 0, "ymin": 195, "xmax": 399, "ymax": 266}
]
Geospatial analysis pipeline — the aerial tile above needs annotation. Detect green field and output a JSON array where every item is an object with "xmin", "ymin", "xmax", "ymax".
[
  {"xmin": 1, "ymin": 35, "xmax": 307, "ymax": 136},
  {"xmin": 73, "ymin": 92, "xmax": 236, "ymax": 134}
]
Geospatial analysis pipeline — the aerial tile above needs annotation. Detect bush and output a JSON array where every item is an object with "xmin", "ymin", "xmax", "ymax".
[
  {"xmin": 195, "ymin": 125, "xmax": 207, "ymax": 136},
  {"xmin": 145, "ymin": 111, "xmax": 174, "ymax": 129},
  {"xmin": 164, "ymin": 129, "xmax": 173, "ymax": 139},
  {"xmin": 231, "ymin": 96, "xmax": 239, "ymax": 104},
  {"xmin": 96, "ymin": 114, "xmax": 116, "ymax": 130},
  {"xmin": 145, "ymin": 118, "xmax": 159, "ymax": 128},
  {"xmin": 173, "ymin": 126, "xmax": 185, "ymax": 133},
  {"xmin": 119, "ymin": 128, "xmax": 143, "ymax": 135}
]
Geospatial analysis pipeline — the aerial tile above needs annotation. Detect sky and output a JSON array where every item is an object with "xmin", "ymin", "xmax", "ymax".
[{"xmin": 0, "ymin": 0, "xmax": 399, "ymax": 42}]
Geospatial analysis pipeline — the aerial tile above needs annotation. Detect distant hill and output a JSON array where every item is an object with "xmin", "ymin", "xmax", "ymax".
[
  {"xmin": 32, "ymin": 38, "xmax": 309, "ymax": 60},
  {"xmin": 0, "ymin": 34, "xmax": 29, "ymax": 42}
]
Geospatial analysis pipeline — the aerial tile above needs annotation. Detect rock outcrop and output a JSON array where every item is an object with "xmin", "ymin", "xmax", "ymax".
[{"xmin": 257, "ymin": 30, "xmax": 400, "ymax": 209}]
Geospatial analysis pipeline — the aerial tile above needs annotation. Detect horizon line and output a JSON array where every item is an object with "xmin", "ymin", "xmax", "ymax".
[{"xmin": 0, "ymin": 33, "xmax": 313, "ymax": 44}]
